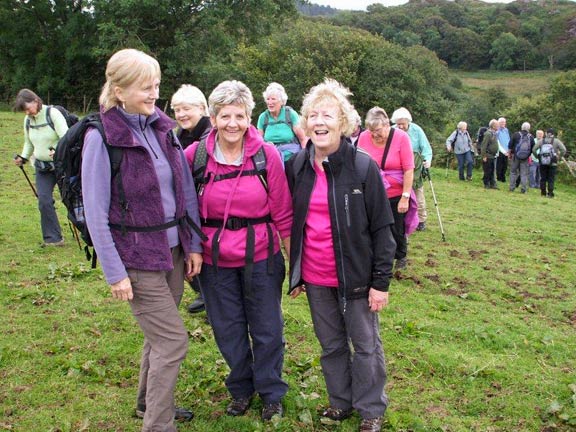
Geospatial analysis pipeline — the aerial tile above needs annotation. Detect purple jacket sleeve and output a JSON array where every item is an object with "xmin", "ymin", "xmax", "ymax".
[
  {"xmin": 178, "ymin": 146, "xmax": 203, "ymax": 253},
  {"xmin": 81, "ymin": 129, "xmax": 128, "ymax": 285}
]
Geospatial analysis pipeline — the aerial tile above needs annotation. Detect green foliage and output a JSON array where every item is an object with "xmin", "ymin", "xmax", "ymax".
[{"xmin": 236, "ymin": 20, "xmax": 455, "ymax": 135}]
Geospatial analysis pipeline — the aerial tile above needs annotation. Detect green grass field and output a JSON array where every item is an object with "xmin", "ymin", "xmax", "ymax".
[
  {"xmin": 453, "ymin": 70, "xmax": 562, "ymax": 99},
  {"xmin": 1, "ymin": 110, "xmax": 575, "ymax": 431}
]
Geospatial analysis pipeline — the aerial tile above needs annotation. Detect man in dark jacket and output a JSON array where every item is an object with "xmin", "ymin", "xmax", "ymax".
[{"xmin": 480, "ymin": 119, "xmax": 500, "ymax": 189}]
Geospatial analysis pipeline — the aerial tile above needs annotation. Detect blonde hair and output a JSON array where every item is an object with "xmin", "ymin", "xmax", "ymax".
[
  {"xmin": 263, "ymin": 82, "xmax": 288, "ymax": 105},
  {"xmin": 299, "ymin": 78, "xmax": 356, "ymax": 137},
  {"xmin": 99, "ymin": 49, "xmax": 161, "ymax": 111},
  {"xmin": 171, "ymin": 85, "xmax": 209, "ymax": 115},
  {"xmin": 208, "ymin": 80, "xmax": 255, "ymax": 118}
]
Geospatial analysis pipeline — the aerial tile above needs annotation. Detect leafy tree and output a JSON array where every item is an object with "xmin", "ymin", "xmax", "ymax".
[{"xmin": 490, "ymin": 32, "xmax": 519, "ymax": 70}]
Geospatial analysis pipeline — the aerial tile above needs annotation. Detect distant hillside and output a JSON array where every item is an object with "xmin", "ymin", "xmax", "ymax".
[
  {"xmin": 323, "ymin": 0, "xmax": 576, "ymax": 70},
  {"xmin": 297, "ymin": 1, "xmax": 340, "ymax": 16}
]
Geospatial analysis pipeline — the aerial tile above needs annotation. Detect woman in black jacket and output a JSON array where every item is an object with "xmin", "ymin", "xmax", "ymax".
[{"xmin": 285, "ymin": 79, "xmax": 396, "ymax": 432}]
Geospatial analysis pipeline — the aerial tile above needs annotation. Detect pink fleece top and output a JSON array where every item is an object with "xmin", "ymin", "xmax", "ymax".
[
  {"xmin": 184, "ymin": 126, "xmax": 292, "ymax": 267},
  {"xmin": 301, "ymin": 161, "xmax": 339, "ymax": 287},
  {"xmin": 357, "ymin": 129, "xmax": 414, "ymax": 198}
]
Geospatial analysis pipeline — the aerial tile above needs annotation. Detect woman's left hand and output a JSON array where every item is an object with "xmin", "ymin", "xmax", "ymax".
[
  {"xmin": 398, "ymin": 196, "xmax": 409, "ymax": 214},
  {"xmin": 368, "ymin": 288, "xmax": 389, "ymax": 312},
  {"xmin": 186, "ymin": 252, "xmax": 203, "ymax": 279}
]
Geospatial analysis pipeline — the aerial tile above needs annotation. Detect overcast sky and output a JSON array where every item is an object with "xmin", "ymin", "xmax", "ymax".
[{"xmin": 314, "ymin": 0, "xmax": 514, "ymax": 11}]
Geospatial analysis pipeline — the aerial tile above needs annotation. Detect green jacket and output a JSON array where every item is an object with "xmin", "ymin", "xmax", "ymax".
[{"xmin": 480, "ymin": 129, "xmax": 499, "ymax": 159}]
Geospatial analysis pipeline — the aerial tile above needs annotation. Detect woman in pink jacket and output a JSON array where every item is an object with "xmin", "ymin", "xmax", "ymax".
[{"xmin": 184, "ymin": 80, "xmax": 292, "ymax": 421}]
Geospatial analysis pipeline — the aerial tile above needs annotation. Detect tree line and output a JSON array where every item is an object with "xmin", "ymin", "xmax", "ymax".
[{"xmin": 0, "ymin": 0, "xmax": 574, "ymax": 159}]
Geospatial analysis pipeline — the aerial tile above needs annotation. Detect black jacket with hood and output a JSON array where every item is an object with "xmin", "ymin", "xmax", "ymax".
[{"xmin": 285, "ymin": 138, "xmax": 396, "ymax": 303}]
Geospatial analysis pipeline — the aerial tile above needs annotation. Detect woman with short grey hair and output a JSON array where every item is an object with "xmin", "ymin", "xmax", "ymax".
[
  {"xmin": 445, "ymin": 121, "xmax": 474, "ymax": 181},
  {"xmin": 257, "ymin": 82, "xmax": 306, "ymax": 161}
]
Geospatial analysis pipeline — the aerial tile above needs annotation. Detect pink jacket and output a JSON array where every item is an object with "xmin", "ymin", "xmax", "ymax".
[{"xmin": 184, "ymin": 125, "xmax": 292, "ymax": 267}]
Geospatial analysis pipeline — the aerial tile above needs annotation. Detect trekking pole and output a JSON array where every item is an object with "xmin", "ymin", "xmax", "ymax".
[
  {"xmin": 14, "ymin": 155, "xmax": 38, "ymax": 198},
  {"xmin": 444, "ymin": 151, "xmax": 451, "ymax": 178},
  {"xmin": 422, "ymin": 168, "xmax": 446, "ymax": 242},
  {"xmin": 561, "ymin": 157, "xmax": 576, "ymax": 177}
]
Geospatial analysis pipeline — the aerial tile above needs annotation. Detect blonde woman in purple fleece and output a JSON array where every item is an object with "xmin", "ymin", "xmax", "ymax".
[{"xmin": 81, "ymin": 48, "xmax": 203, "ymax": 431}]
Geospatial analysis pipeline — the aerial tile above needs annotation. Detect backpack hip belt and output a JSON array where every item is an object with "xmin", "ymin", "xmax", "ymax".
[{"xmin": 206, "ymin": 214, "xmax": 274, "ymax": 297}]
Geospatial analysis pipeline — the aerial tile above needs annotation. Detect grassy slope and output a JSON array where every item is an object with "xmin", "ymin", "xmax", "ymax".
[
  {"xmin": 1, "ymin": 110, "xmax": 575, "ymax": 431},
  {"xmin": 452, "ymin": 70, "xmax": 562, "ymax": 98}
]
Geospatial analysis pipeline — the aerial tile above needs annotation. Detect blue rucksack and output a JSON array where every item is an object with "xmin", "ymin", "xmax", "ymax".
[{"xmin": 515, "ymin": 132, "xmax": 532, "ymax": 160}]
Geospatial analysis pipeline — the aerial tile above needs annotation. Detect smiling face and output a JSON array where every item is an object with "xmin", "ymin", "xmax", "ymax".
[
  {"xmin": 211, "ymin": 104, "xmax": 249, "ymax": 149},
  {"xmin": 173, "ymin": 103, "xmax": 205, "ymax": 131},
  {"xmin": 266, "ymin": 93, "xmax": 283, "ymax": 116},
  {"xmin": 116, "ymin": 77, "xmax": 160, "ymax": 116},
  {"xmin": 306, "ymin": 103, "xmax": 342, "ymax": 155}
]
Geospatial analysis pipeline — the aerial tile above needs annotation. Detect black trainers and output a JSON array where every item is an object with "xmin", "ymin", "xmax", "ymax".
[
  {"xmin": 226, "ymin": 396, "xmax": 252, "ymax": 416},
  {"xmin": 187, "ymin": 297, "xmax": 205, "ymax": 314},
  {"xmin": 360, "ymin": 417, "xmax": 383, "ymax": 431},
  {"xmin": 321, "ymin": 406, "xmax": 353, "ymax": 421},
  {"xmin": 135, "ymin": 406, "xmax": 194, "ymax": 422},
  {"xmin": 261, "ymin": 402, "xmax": 283, "ymax": 421}
]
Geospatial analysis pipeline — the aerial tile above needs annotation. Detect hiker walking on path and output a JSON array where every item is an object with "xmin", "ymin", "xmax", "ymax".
[
  {"xmin": 13, "ymin": 89, "xmax": 68, "ymax": 247},
  {"xmin": 532, "ymin": 128, "xmax": 566, "ymax": 198},
  {"xmin": 508, "ymin": 122, "xmax": 535, "ymax": 194},
  {"xmin": 171, "ymin": 84, "xmax": 213, "ymax": 315},
  {"xmin": 481, "ymin": 119, "xmax": 500, "ymax": 189},
  {"xmin": 286, "ymin": 79, "xmax": 395, "ymax": 432},
  {"xmin": 358, "ymin": 107, "xmax": 418, "ymax": 272},
  {"xmin": 184, "ymin": 80, "xmax": 292, "ymax": 421},
  {"xmin": 82, "ymin": 48, "xmax": 204, "ymax": 431},
  {"xmin": 257, "ymin": 82, "xmax": 307, "ymax": 161},
  {"xmin": 391, "ymin": 107, "xmax": 432, "ymax": 232},
  {"xmin": 445, "ymin": 121, "xmax": 474, "ymax": 181}
]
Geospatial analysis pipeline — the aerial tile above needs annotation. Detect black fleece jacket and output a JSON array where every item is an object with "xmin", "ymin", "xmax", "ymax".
[{"xmin": 285, "ymin": 139, "xmax": 396, "ymax": 301}]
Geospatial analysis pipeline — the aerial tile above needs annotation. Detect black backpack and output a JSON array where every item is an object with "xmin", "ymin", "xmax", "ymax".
[
  {"xmin": 26, "ymin": 105, "xmax": 79, "ymax": 133},
  {"xmin": 54, "ymin": 113, "xmax": 123, "ymax": 266},
  {"xmin": 191, "ymin": 138, "xmax": 268, "ymax": 195},
  {"xmin": 477, "ymin": 126, "xmax": 488, "ymax": 148}
]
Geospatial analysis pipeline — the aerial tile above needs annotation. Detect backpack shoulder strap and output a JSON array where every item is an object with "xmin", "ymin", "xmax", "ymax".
[
  {"xmin": 354, "ymin": 147, "xmax": 372, "ymax": 184},
  {"xmin": 262, "ymin": 111, "xmax": 271, "ymax": 133},
  {"xmin": 46, "ymin": 106, "xmax": 56, "ymax": 131},
  {"xmin": 252, "ymin": 146, "xmax": 268, "ymax": 193},
  {"xmin": 285, "ymin": 106, "xmax": 293, "ymax": 128},
  {"xmin": 192, "ymin": 138, "xmax": 209, "ymax": 194}
]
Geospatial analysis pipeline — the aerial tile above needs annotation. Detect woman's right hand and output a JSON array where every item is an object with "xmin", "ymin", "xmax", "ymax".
[
  {"xmin": 110, "ymin": 277, "xmax": 133, "ymax": 301},
  {"xmin": 290, "ymin": 285, "xmax": 306, "ymax": 299},
  {"xmin": 13, "ymin": 156, "xmax": 23, "ymax": 166},
  {"xmin": 398, "ymin": 196, "xmax": 409, "ymax": 214}
]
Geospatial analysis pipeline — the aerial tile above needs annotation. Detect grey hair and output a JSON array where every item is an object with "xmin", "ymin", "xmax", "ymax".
[
  {"xmin": 489, "ymin": 119, "xmax": 499, "ymax": 129},
  {"xmin": 171, "ymin": 85, "xmax": 209, "ymax": 115},
  {"xmin": 299, "ymin": 78, "xmax": 356, "ymax": 137},
  {"xmin": 208, "ymin": 80, "xmax": 255, "ymax": 118},
  {"xmin": 99, "ymin": 49, "xmax": 161, "ymax": 111},
  {"xmin": 262, "ymin": 82, "xmax": 288, "ymax": 105},
  {"xmin": 457, "ymin": 121, "xmax": 467, "ymax": 130},
  {"xmin": 364, "ymin": 107, "xmax": 390, "ymax": 131},
  {"xmin": 521, "ymin": 122, "xmax": 531, "ymax": 131}
]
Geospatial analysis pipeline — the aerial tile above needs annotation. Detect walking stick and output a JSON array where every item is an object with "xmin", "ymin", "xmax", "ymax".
[
  {"xmin": 445, "ymin": 151, "xmax": 451, "ymax": 178},
  {"xmin": 14, "ymin": 155, "xmax": 38, "ymax": 198},
  {"xmin": 422, "ymin": 168, "xmax": 446, "ymax": 242}
]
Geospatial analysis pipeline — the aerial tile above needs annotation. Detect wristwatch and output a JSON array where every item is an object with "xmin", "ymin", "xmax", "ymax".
[{"xmin": 401, "ymin": 192, "xmax": 410, "ymax": 199}]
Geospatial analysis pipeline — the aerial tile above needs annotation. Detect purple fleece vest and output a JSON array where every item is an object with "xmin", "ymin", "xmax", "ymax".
[{"xmin": 100, "ymin": 106, "xmax": 192, "ymax": 271}]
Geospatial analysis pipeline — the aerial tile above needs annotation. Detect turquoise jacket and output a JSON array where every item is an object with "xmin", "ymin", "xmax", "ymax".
[{"xmin": 400, "ymin": 122, "xmax": 433, "ymax": 162}]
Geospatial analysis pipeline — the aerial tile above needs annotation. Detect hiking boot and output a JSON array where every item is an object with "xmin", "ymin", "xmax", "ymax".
[
  {"xmin": 359, "ymin": 417, "xmax": 383, "ymax": 432},
  {"xmin": 548, "ymin": 193, "xmax": 555, "ymax": 198},
  {"xmin": 521, "ymin": 189, "xmax": 527, "ymax": 194},
  {"xmin": 226, "ymin": 396, "xmax": 252, "ymax": 416},
  {"xmin": 261, "ymin": 402, "xmax": 283, "ymax": 421},
  {"xmin": 395, "ymin": 258, "xmax": 407, "ymax": 271},
  {"xmin": 135, "ymin": 406, "xmax": 194, "ymax": 422},
  {"xmin": 321, "ymin": 406, "xmax": 353, "ymax": 421},
  {"xmin": 187, "ymin": 297, "xmax": 205, "ymax": 314},
  {"xmin": 41, "ymin": 239, "xmax": 65, "ymax": 248},
  {"xmin": 416, "ymin": 222, "xmax": 426, "ymax": 231},
  {"xmin": 489, "ymin": 185, "xmax": 499, "ymax": 190},
  {"xmin": 466, "ymin": 176, "xmax": 472, "ymax": 181}
]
